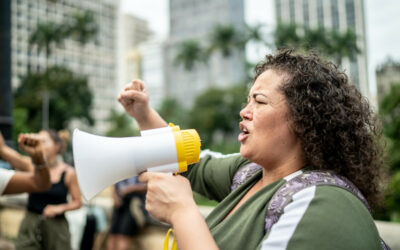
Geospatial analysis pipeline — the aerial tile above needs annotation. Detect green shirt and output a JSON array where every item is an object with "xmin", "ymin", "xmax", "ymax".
[{"xmin": 183, "ymin": 152, "xmax": 382, "ymax": 250}]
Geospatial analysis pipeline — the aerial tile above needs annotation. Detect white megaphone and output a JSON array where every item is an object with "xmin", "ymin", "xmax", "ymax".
[{"xmin": 72, "ymin": 124, "xmax": 201, "ymax": 200}]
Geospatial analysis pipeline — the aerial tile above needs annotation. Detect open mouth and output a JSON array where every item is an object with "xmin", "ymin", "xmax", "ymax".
[{"xmin": 238, "ymin": 123, "xmax": 250, "ymax": 142}]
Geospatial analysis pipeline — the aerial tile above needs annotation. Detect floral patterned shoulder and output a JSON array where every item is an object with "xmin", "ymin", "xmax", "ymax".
[{"xmin": 231, "ymin": 166, "xmax": 389, "ymax": 250}]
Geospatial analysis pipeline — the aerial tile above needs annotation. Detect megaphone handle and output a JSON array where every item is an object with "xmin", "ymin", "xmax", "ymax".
[{"xmin": 164, "ymin": 228, "xmax": 177, "ymax": 250}]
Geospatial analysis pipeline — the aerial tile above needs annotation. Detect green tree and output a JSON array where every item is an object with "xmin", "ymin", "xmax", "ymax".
[
  {"xmin": 12, "ymin": 108, "xmax": 32, "ymax": 142},
  {"xmin": 157, "ymin": 98, "xmax": 189, "ymax": 127},
  {"xmin": 274, "ymin": 23, "xmax": 360, "ymax": 66},
  {"xmin": 379, "ymin": 83, "xmax": 400, "ymax": 221},
  {"xmin": 329, "ymin": 28, "xmax": 360, "ymax": 66},
  {"xmin": 244, "ymin": 23, "xmax": 267, "ymax": 46},
  {"xmin": 303, "ymin": 26, "xmax": 331, "ymax": 53},
  {"xmin": 175, "ymin": 40, "xmax": 207, "ymax": 71},
  {"xmin": 29, "ymin": 22, "xmax": 68, "ymax": 67},
  {"xmin": 209, "ymin": 24, "xmax": 244, "ymax": 57},
  {"xmin": 380, "ymin": 84, "xmax": 400, "ymax": 171},
  {"xmin": 66, "ymin": 10, "xmax": 98, "ymax": 73},
  {"xmin": 67, "ymin": 10, "xmax": 98, "ymax": 45},
  {"xmin": 106, "ymin": 109, "xmax": 139, "ymax": 137},
  {"xmin": 14, "ymin": 66, "xmax": 94, "ymax": 131},
  {"xmin": 274, "ymin": 23, "xmax": 302, "ymax": 50},
  {"xmin": 188, "ymin": 84, "xmax": 247, "ymax": 153}
]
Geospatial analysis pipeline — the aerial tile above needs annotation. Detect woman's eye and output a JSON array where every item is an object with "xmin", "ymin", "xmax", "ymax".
[{"xmin": 255, "ymin": 99, "xmax": 266, "ymax": 104}]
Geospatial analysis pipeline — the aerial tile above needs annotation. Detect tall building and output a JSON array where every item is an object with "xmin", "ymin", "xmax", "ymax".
[
  {"xmin": 138, "ymin": 38, "xmax": 167, "ymax": 109},
  {"xmin": 117, "ymin": 13, "xmax": 152, "ymax": 92},
  {"xmin": 376, "ymin": 59, "xmax": 400, "ymax": 105},
  {"xmin": 10, "ymin": 0, "xmax": 119, "ymax": 133},
  {"xmin": 274, "ymin": 0, "xmax": 370, "ymax": 100},
  {"xmin": 165, "ymin": 0, "xmax": 246, "ymax": 107}
]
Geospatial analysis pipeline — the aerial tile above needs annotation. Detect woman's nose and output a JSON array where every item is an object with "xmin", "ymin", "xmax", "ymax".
[{"xmin": 240, "ymin": 105, "xmax": 252, "ymax": 120}]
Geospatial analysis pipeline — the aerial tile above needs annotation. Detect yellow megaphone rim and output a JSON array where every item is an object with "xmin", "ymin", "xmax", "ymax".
[{"xmin": 169, "ymin": 123, "xmax": 201, "ymax": 172}]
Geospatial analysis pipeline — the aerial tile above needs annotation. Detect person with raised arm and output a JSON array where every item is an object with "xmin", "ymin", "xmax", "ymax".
[
  {"xmin": 0, "ymin": 132, "xmax": 51, "ymax": 195},
  {"xmin": 118, "ymin": 50, "xmax": 386, "ymax": 250},
  {"xmin": 1, "ymin": 130, "xmax": 81, "ymax": 250}
]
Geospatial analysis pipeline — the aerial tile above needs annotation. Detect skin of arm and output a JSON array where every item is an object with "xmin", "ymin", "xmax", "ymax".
[
  {"xmin": 117, "ymin": 79, "xmax": 168, "ymax": 130},
  {"xmin": 138, "ymin": 172, "xmax": 219, "ymax": 250},
  {"xmin": 120, "ymin": 80, "xmax": 218, "ymax": 249},
  {"xmin": 0, "ymin": 132, "xmax": 34, "ymax": 172},
  {"xmin": 3, "ymin": 168, "xmax": 51, "ymax": 194},
  {"xmin": 2, "ymin": 133, "xmax": 51, "ymax": 194},
  {"xmin": 112, "ymin": 186, "xmax": 122, "ymax": 208},
  {"xmin": 42, "ymin": 167, "xmax": 82, "ymax": 218}
]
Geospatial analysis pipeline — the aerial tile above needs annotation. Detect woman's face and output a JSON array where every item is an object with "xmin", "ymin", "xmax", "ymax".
[
  {"xmin": 239, "ymin": 69, "xmax": 302, "ymax": 168},
  {"xmin": 39, "ymin": 131, "xmax": 59, "ymax": 159}
]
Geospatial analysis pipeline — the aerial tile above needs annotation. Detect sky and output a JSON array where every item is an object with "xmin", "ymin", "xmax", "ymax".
[{"xmin": 121, "ymin": 0, "xmax": 400, "ymax": 95}]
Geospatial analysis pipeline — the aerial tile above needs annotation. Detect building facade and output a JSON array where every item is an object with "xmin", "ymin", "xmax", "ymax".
[
  {"xmin": 138, "ymin": 38, "xmax": 167, "ymax": 109},
  {"xmin": 274, "ymin": 0, "xmax": 370, "ymax": 100},
  {"xmin": 10, "ymin": 0, "xmax": 119, "ymax": 133},
  {"xmin": 165, "ymin": 0, "xmax": 246, "ymax": 107},
  {"xmin": 376, "ymin": 59, "xmax": 400, "ymax": 105},
  {"xmin": 117, "ymin": 13, "xmax": 152, "ymax": 93}
]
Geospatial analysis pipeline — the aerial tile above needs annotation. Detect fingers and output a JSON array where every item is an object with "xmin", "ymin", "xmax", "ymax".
[
  {"xmin": 138, "ymin": 172, "xmax": 176, "ymax": 184},
  {"xmin": 0, "ymin": 131, "xmax": 5, "ymax": 143},
  {"xmin": 118, "ymin": 89, "xmax": 149, "ymax": 106},
  {"xmin": 0, "ymin": 132, "xmax": 6, "ymax": 150},
  {"xmin": 19, "ymin": 133, "xmax": 40, "ymax": 147},
  {"xmin": 124, "ymin": 79, "xmax": 146, "ymax": 92},
  {"xmin": 118, "ymin": 79, "xmax": 146, "ymax": 102},
  {"xmin": 138, "ymin": 172, "xmax": 155, "ymax": 183},
  {"xmin": 18, "ymin": 134, "xmax": 43, "ymax": 157}
]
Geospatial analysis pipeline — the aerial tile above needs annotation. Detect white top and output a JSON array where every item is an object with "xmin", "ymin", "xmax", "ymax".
[{"xmin": 0, "ymin": 168, "xmax": 15, "ymax": 195}]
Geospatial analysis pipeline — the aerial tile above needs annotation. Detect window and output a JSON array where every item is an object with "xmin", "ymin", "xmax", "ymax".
[
  {"xmin": 275, "ymin": 0, "xmax": 282, "ymax": 23},
  {"xmin": 303, "ymin": 0, "xmax": 309, "ymax": 28},
  {"xmin": 331, "ymin": 0, "xmax": 339, "ymax": 29},
  {"xmin": 289, "ymin": 0, "xmax": 295, "ymax": 24},
  {"xmin": 345, "ymin": 0, "xmax": 355, "ymax": 28},
  {"xmin": 317, "ymin": 0, "xmax": 324, "ymax": 27}
]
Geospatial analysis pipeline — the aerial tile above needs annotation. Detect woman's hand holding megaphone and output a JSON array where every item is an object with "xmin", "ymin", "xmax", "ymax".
[
  {"xmin": 138, "ymin": 172, "xmax": 198, "ymax": 225},
  {"xmin": 138, "ymin": 172, "xmax": 218, "ymax": 250},
  {"xmin": 118, "ymin": 79, "xmax": 168, "ymax": 130}
]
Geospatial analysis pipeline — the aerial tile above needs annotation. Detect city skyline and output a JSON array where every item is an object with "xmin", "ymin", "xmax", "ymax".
[{"xmin": 121, "ymin": 0, "xmax": 400, "ymax": 97}]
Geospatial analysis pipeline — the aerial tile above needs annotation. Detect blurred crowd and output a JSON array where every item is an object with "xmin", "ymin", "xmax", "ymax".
[{"xmin": 0, "ymin": 130, "xmax": 148, "ymax": 250}]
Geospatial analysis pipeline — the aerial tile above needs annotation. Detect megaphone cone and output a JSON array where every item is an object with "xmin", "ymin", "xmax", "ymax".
[{"xmin": 73, "ymin": 126, "xmax": 201, "ymax": 200}]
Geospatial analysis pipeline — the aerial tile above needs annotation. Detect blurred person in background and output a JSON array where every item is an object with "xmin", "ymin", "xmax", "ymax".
[
  {"xmin": 107, "ymin": 176, "xmax": 147, "ymax": 250},
  {"xmin": 1, "ymin": 130, "xmax": 81, "ymax": 250},
  {"xmin": 0, "ymin": 132, "xmax": 50, "ymax": 195},
  {"xmin": 118, "ymin": 49, "xmax": 387, "ymax": 250}
]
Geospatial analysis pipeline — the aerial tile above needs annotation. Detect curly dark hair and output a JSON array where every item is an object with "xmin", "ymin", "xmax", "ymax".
[{"xmin": 254, "ymin": 49, "xmax": 385, "ymax": 207}]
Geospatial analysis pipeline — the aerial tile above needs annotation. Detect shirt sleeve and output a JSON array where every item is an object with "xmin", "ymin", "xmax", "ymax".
[
  {"xmin": 258, "ymin": 186, "xmax": 382, "ymax": 250},
  {"xmin": 0, "ymin": 168, "xmax": 15, "ymax": 195},
  {"xmin": 181, "ymin": 150, "xmax": 250, "ymax": 202}
]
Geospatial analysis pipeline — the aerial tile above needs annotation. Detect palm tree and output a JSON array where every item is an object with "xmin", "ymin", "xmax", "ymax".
[
  {"xmin": 208, "ymin": 24, "xmax": 243, "ymax": 57},
  {"xmin": 66, "ymin": 10, "xmax": 98, "ymax": 75},
  {"xmin": 175, "ymin": 40, "xmax": 207, "ymax": 71},
  {"xmin": 29, "ymin": 22, "xmax": 68, "ymax": 69},
  {"xmin": 274, "ymin": 23, "xmax": 302, "ymax": 50},
  {"xmin": 273, "ymin": 23, "xmax": 361, "ymax": 67},
  {"xmin": 67, "ymin": 10, "xmax": 98, "ymax": 45},
  {"xmin": 303, "ymin": 26, "xmax": 331, "ymax": 54},
  {"xmin": 329, "ymin": 28, "xmax": 360, "ymax": 66},
  {"xmin": 244, "ymin": 23, "xmax": 269, "ymax": 46}
]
